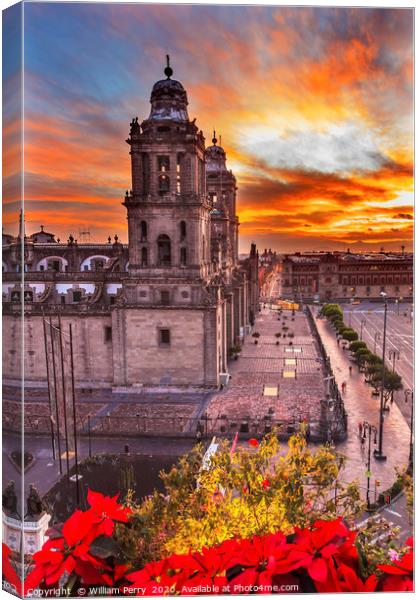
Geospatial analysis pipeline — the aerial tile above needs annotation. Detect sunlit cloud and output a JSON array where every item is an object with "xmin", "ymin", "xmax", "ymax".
[{"xmin": 2, "ymin": 3, "xmax": 413, "ymax": 252}]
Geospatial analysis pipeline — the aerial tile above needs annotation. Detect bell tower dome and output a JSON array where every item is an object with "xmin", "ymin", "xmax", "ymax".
[{"xmin": 148, "ymin": 56, "xmax": 189, "ymax": 122}]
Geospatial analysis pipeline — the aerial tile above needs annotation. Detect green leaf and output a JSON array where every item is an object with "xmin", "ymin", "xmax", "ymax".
[{"xmin": 89, "ymin": 535, "xmax": 121, "ymax": 559}]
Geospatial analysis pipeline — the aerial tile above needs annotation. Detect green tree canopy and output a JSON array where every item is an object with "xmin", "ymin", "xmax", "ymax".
[
  {"xmin": 369, "ymin": 369, "xmax": 403, "ymax": 404},
  {"xmin": 349, "ymin": 341, "xmax": 367, "ymax": 353},
  {"xmin": 321, "ymin": 304, "xmax": 343, "ymax": 319},
  {"xmin": 354, "ymin": 348, "xmax": 373, "ymax": 367},
  {"xmin": 341, "ymin": 329, "xmax": 358, "ymax": 342}
]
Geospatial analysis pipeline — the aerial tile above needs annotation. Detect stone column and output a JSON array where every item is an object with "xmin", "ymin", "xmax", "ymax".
[{"xmin": 111, "ymin": 308, "xmax": 127, "ymax": 387}]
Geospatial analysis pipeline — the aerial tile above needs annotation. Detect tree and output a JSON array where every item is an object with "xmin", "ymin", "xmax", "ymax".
[
  {"xmin": 349, "ymin": 341, "xmax": 367, "ymax": 353},
  {"xmin": 367, "ymin": 354, "xmax": 382, "ymax": 366},
  {"xmin": 368, "ymin": 369, "xmax": 403, "ymax": 407},
  {"xmin": 341, "ymin": 328, "xmax": 358, "ymax": 342},
  {"xmin": 322, "ymin": 304, "xmax": 343, "ymax": 319},
  {"xmin": 354, "ymin": 348, "xmax": 373, "ymax": 370},
  {"xmin": 365, "ymin": 363, "xmax": 383, "ymax": 385},
  {"xmin": 115, "ymin": 430, "xmax": 364, "ymax": 564}
]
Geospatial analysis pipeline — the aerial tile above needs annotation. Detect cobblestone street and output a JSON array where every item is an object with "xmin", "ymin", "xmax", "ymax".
[{"xmin": 316, "ymin": 312, "xmax": 411, "ymax": 494}]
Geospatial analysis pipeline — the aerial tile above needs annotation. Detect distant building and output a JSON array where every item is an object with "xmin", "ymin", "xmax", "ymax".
[
  {"xmin": 2, "ymin": 61, "xmax": 259, "ymax": 390},
  {"xmin": 281, "ymin": 251, "xmax": 413, "ymax": 302},
  {"xmin": 260, "ymin": 248, "xmax": 277, "ymax": 267}
]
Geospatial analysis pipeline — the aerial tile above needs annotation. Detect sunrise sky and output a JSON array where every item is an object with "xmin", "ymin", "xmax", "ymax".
[{"xmin": 3, "ymin": 3, "xmax": 414, "ymax": 253}]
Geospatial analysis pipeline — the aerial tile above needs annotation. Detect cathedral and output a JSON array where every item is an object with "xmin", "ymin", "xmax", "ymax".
[{"xmin": 2, "ymin": 61, "xmax": 259, "ymax": 390}]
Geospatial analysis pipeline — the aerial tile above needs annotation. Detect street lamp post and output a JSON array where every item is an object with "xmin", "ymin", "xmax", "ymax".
[
  {"xmin": 360, "ymin": 318, "xmax": 366, "ymax": 341},
  {"xmin": 362, "ymin": 421, "xmax": 377, "ymax": 510},
  {"xmin": 374, "ymin": 292, "xmax": 387, "ymax": 461},
  {"xmin": 389, "ymin": 350, "xmax": 400, "ymax": 371},
  {"xmin": 373, "ymin": 332, "xmax": 381, "ymax": 356},
  {"xmin": 404, "ymin": 388, "xmax": 414, "ymax": 469}
]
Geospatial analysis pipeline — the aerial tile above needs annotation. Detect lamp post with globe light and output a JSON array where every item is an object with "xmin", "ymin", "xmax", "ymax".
[
  {"xmin": 362, "ymin": 421, "xmax": 377, "ymax": 510},
  {"xmin": 404, "ymin": 388, "xmax": 414, "ymax": 470},
  {"xmin": 374, "ymin": 292, "xmax": 387, "ymax": 461}
]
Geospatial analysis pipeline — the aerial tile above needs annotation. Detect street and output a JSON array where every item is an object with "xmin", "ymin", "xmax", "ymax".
[{"xmin": 342, "ymin": 301, "xmax": 413, "ymax": 425}]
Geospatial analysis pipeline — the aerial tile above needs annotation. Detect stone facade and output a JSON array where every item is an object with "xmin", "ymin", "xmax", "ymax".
[
  {"xmin": 281, "ymin": 251, "xmax": 413, "ymax": 302},
  {"xmin": 2, "ymin": 62, "xmax": 259, "ymax": 390}
]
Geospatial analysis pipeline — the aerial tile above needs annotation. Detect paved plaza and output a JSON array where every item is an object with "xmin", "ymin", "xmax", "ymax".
[
  {"xmin": 202, "ymin": 307, "xmax": 327, "ymax": 437},
  {"xmin": 3, "ymin": 305, "xmax": 412, "ymax": 519}
]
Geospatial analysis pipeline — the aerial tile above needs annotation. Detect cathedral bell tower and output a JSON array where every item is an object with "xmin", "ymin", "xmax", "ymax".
[
  {"xmin": 206, "ymin": 133, "xmax": 239, "ymax": 270},
  {"xmin": 123, "ymin": 57, "xmax": 212, "ymax": 279}
]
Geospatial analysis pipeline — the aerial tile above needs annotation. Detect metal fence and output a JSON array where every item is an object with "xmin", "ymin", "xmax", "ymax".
[
  {"xmin": 3, "ymin": 411, "xmax": 334, "ymax": 442},
  {"xmin": 305, "ymin": 306, "xmax": 347, "ymax": 439}
]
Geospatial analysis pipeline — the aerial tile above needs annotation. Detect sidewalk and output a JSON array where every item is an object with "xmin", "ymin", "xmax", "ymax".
[{"xmin": 317, "ymin": 317, "xmax": 410, "ymax": 493}]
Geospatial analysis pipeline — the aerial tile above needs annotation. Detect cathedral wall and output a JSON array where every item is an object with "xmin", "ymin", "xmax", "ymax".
[
  {"xmin": 113, "ymin": 308, "xmax": 211, "ymax": 387},
  {"xmin": 3, "ymin": 314, "xmax": 114, "ymax": 386}
]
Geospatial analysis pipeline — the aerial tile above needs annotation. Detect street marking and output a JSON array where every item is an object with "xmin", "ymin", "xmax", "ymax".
[
  {"xmin": 384, "ymin": 508, "xmax": 402, "ymax": 518},
  {"xmin": 370, "ymin": 530, "xmax": 400, "ymax": 546},
  {"xmin": 356, "ymin": 513, "xmax": 381, "ymax": 529}
]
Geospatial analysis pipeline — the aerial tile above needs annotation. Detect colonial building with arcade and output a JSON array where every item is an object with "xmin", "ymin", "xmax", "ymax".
[
  {"xmin": 281, "ymin": 251, "xmax": 413, "ymax": 303},
  {"xmin": 2, "ymin": 61, "xmax": 259, "ymax": 390}
]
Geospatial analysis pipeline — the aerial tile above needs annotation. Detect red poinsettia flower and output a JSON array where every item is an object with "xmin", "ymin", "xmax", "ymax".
[
  {"xmin": 26, "ymin": 508, "xmax": 114, "ymax": 589},
  {"xmin": 126, "ymin": 558, "xmax": 176, "ymax": 595},
  {"xmin": 227, "ymin": 532, "xmax": 289, "ymax": 591},
  {"xmin": 87, "ymin": 489, "xmax": 132, "ymax": 536},
  {"xmin": 315, "ymin": 562, "xmax": 378, "ymax": 593},
  {"xmin": 173, "ymin": 542, "xmax": 237, "ymax": 593},
  {"xmin": 377, "ymin": 539, "xmax": 414, "ymax": 592},
  {"xmin": 248, "ymin": 439, "xmax": 259, "ymax": 447},
  {"xmin": 277, "ymin": 518, "xmax": 356, "ymax": 583},
  {"xmin": 2, "ymin": 543, "xmax": 23, "ymax": 595}
]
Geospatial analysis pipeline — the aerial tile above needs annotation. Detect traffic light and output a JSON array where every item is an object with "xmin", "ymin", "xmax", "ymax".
[
  {"xmin": 385, "ymin": 495, "xmax": 391, "ymax": 505},
  {"xmin": 375, "ymin": 480, "xmax": 380, "ymax": 487}
]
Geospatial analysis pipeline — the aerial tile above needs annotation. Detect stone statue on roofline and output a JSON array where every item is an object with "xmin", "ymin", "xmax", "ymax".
[
  {"xmin": 2, "ymin": 480, "xmax": 18, "ymax": 517},
  {"xmin": 26, "ymin": 484, "xmax": 44, "ymax": 518}
]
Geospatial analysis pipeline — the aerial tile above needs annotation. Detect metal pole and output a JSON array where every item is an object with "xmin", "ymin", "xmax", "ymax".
[
  {"xmin": 88, "ymin": 413, "xmax": 92, "ymax": 458},
  {"xmin": 405, "ymin": 389, "xmax": 414, "ymax": 467},
  {"xmin": 366, "ymin": 426, "xmax": 371, "ymax": 509},
  {"xmin": 409, "ymin": 392, "xmax": 414, "ymax": 466},
  {"xmin": 49, "ymin": 318, "xmax": 63, "ymax": 474},
  {"xmin": 69, "ymin": 324, "xmax": 80, "ymax": 505},
  {"xmin": 374, "ymin": 299, "xmax": 387, "ymax": 461},
  {"xmin": 58, "ymin": 314, "xmax": 70, "ymax": 481},
  {"xmin": 42, "ymin": 310, "xmax": 56, "ymax": 460}
]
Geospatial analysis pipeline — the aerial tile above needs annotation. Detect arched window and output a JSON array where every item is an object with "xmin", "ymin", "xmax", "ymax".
[
  {"xmin": 157, "ymin": 234, "xmax": 171, "ymax": 266},
  {"xmin": 180, "ymin": 247, "xmax": 187, "ymax": 266},
  {"xmin": 141, "ymin": 247, "xmax": 148, "ymax": 266},
  {"xmin": 140, "ymin": 221, "xmax": 147, "ymax": 241},
  {"xmin": 180, "ymin": 221, "xmax": 186, "ymax": 240}
]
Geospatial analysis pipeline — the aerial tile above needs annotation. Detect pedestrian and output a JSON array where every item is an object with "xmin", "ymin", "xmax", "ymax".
[
  {"xmin": 337, "ymin": 338, "xmax": 340, "ymax": 346},
  {"xmin": 341, "ymin": 381, "xmax": 346, "ymax": 393},
  {"xmin": 349, "ymin": 365, "xmax": 353, "ymax": 375}
]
